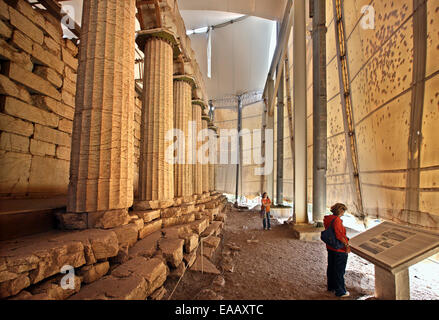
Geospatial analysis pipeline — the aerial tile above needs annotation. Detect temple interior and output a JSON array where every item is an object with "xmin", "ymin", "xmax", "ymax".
[{"xmin": 0, "ymin": 0, "xmax": 438, "ymax": 301}]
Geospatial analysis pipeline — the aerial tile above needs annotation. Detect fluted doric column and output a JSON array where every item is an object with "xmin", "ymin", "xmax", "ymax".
[
  {"xmin": 208, "ymin": 124, "xmax": 218, "ymax": 193},
  {"xmin": 135, "ymin": 29, "xmax": 179, "ymax": 209},
  {"xmin": 65, "ymin": 0, "xmax": 136, "ymax": 229},
  {"xmin": 173, "ymin": 75, "xmax": 195, "ymax": 198},
  {"xmin": 201, "ymin": 115, "xmax": 210, "ymax": 194},
  {"xmin": 192, "ymin": 100, "xmax": 204, "ymax": 196}
]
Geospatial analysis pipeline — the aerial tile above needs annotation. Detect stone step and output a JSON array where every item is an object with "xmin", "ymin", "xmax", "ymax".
[
  {"xmin": 203, "ymin": 236, "xmax": 221, "ymax": 249},
  {"xmin": 69, "ymin": 256, "xmax": 167, "ymax": 300},
  {"xmin": 158, "ymin": 238, "xmax": 184, "ymax": 268},
  {"xmin": 201, "ymin": 221, "xmax": 224, "ymax": 238},
  {"xmin": 0, "ymin": 229, "xmax": 118, "ymax": 299},
  {"xmin": 128, "ymin": 231, "xmax": 162, "ymax": 260}
]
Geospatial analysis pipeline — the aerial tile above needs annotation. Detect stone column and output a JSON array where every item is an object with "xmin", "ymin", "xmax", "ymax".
[
  {"xmin": 192, "ymin": 100, "xmax": 204, "ymax": 196},
  {"xmin": 64, "ymin": 0, "xmax": 136, "ymax": 229},
  {"xmin": 208, "ymin": 124, "xmax": 218, "ymax": 193},
  {"xmin": 201, "ymin": 116, "xmax": 209, "ymax": 194},
  {"xmin": 135, "ymin": 29, "xmax": 179, "ymax": 210},
  {"xmin": 173, "ymin": 75, "xmax": 195, "ymax": 199}
]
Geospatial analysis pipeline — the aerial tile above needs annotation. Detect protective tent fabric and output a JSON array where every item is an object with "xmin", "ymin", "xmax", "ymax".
[
  {"xmin": 303, "ymin": 0, "xmax": 439, "ymax": 231},
  {"xmin": 189, "ymin": 1, "xmax": 439, "ymax": 232}
]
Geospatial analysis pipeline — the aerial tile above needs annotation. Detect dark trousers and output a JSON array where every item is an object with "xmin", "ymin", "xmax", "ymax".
[
  {"xmin": 262, "ymin": 212, "xmax": 271, "ymax": 229},
  {"xmin": 327, "ymin": 249, "xmax": 348, "ymax": 296}
]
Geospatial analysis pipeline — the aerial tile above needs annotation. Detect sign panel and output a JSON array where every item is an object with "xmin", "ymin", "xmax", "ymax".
[{"xmin": 350, "ymin": 221, "xmax": 439, "ymax": 270}]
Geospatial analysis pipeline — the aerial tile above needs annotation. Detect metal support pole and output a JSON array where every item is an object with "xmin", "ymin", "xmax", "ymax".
[
  {"xmin": 235, "ymin": 96, "xmax": 243, "ymax": 204},
  {"xmin": 293, "ymin": 0, "xmax": 308, "ymax": 224},
  {"xmin": 312, "ymin": 0, "xmax": 327, "ymax": 227},
  {"xmin": 276, "ymin": 65, "xmax": 285, "ymax": 205}
]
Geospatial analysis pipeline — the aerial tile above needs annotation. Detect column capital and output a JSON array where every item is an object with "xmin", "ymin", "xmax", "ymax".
[
  {"xmin": 192, "ymin": 99, "xmax": 206, "ymax": 110},
  {"xmin": 201, "ymin": 115, "xmax": 210, "ymax": 122},
  {"xmin": 136, "ymin": 28, "xmax": 181, "ymax": 57},
  {"xmin": 173, "ymin": 74, "xmax": 197, "ymax": 88}
]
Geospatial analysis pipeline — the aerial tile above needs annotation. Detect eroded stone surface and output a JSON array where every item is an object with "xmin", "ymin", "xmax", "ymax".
[
  {"xmin": 78, "ymin": 262, "xmax": 109, "ymax": 284},
  {"xmin": 69, "ymin": 274, "xmax": 147, "ymax": 300},
  {"xmin": 129, "ymin": 231, "xmax": 162, "ymax": 259},
  {"xmin": 159, "ymin": 238, "xmax": 184, "ymax": 268},
  {"xmin": 190, "ymin": 255, "xmax": 220, "ymax": 275},
  {"xmin": 0, "ymin": 229, "xmax": 118, "ymax": 298}
]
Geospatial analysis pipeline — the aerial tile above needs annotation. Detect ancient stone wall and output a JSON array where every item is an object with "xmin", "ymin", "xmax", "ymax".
[
  {"xmin": 0, "ymin": 0, "xmax": 77, "ymax": 199},
  {"xmin": 0, "ymin": 0, "xmax": 145, "ymax": 201}
]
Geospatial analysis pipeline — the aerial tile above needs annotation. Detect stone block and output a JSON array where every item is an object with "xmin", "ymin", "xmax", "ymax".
[
  {"xmin": 2, "ymin": 96, "xmax": 59, "ymax": 128},
  {"xmin": 135, "ymin": 210, "xmax": 161, "ymax": 223},
  {"xmin": 62, "ymin": 46, "xmax": 78, "ymax": 70},
  {"xmin": 113, "ymin": 223, "xmax": 139, "ymax": 248},
  {"xmin": 33, "ymin": 96, "xmax": 74, "ymax": 121},
  {"xmin": 139, "ymin": 219, "xmax": 162, "ymax": 240},
  {"xmin": 0, "ymin": 274, "xmax": 30, "ymax": 299},
  {"xmin": 111, "ymin": 257, "xmax": 167, "ymax": 296},
  {"xmin": 69, "ymin": 274, "xmax": 147, "ymax": 300},
  {"xmin": 78, "ymin": 262, "xmax": 109, "ymax": 284},
  {"xmin": 34, "ymin": 66, "xmax": 63, "ymax": 89},
  {"xmin": 8, "ymin": 0, "xmax": 45, "ymax": 30},
  {"xmin": 11, "ymin": 29, "xmax": 32, "ymax": 53},
  {"xmin": 59, "ymin": 228, "xmax": 119, "ymax": 263},
  {"xmin": 169, "ymin": 262, "xmax": 185, "ymax": 279},
  {"xmin": 44, "ymin": 36, "xmax": 61, "ymax": 57},
  {"xmin": 87, "ymin": 209, "xmax": 129, "ymax": 230},
  {"xmin": 188, "ymin": 218, "xmax": 209, "ymax": 235},
  {"xmin": 30, "ymin": 274, "xmax": 81, "ymax": 300},
  {"xmin": 64, "ymin": 66, "xmax": 77, "ymax": 83},
  {"xmin": 56, "ymin": 146, "xmax": 70, "ymax": 161},
  {"xmin": 201, "ymin": 246, "xmax": 216, "ymax": 259},
  {"xmin": 0, "ymin": 1, "xmax": 9, "ymax": 20},
  {"xmin": 29, "ymin": 139, "xmax": 55, "ymax": 156},
  {"xmin": 8, "ymin": 7, "xmax": 43, "ymax": 45},
  {"xmin": 61, "ymin": 90, "xmax": 75, "ymax": 107},
  {"xmin": 28, "ymin": 155, "xmax": 69, "ymax": 194},
  {"xmin": 4, "ymin": 63, "xmax": 61, "ymax": 100},
  {"xmin": 183, "ymin": 233, "xmax": 199, "ymax": 253},
  {"xmin": 0, "ymin": 151, "xmax": 31, "ymax": 195},
  {"xmin": 150, "ymin": 286, "xmax": 166, "ymax": 300},
  {"xmin": 0, "ymin": 19, "xmax": 12, "ymax": 38},
  {"xmin": 63, "ymin": 38, "xmax": 78, "ymax": 56},
  {"xmin": 0, "ymin": 132, "xmax": 29, "ymax": 153},
  {"xmin": 0, "ymin": 39, "xmax": 33, "ymax": 71},
  {"xmin": 34, "ymin": 124, "xmax": 70, "ymax": 146},
  {"xmin": 183, "ymin": 250, "xmax": 197, "ymax": 268},
  {"xmin": 44, "ymin": 15, "xmax": 63, "ymax": 44},
  {"xmin": 129, "ymin": 231, "xmax": 161, "ymax": 259},
  {"xmin": 133, "ymin": 199, "xmax": 174, "ymax": 211},
  {"xmin": 203, "ymin": 236, "xmax": 221, "ymax": 250},
  {"xmin": 0, "ymin": 74, "xmax": 32, "ymax": 104},
  {"xmin": 32, "ymin": 43, "xmax": 65, "ymax": 75},
  {"xmin": 159, "ymin": 238, "xmax": 184, "ymax": 268},
  {"xmin": 161, "ymin": 206, "xmax": 182, "ymax": 219},
  {"xmin": 58, "ymin": 118, "xmax": 72, "ymax": 133},
  {"xmin": 62, "ymin": 77, "xmax": 76, "ymax": 95}
]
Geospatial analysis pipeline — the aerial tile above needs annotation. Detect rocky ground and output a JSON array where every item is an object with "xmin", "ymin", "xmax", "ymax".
[{"xmin": 164, "ymin": 205, "xmax": 439, "ymax": 300}]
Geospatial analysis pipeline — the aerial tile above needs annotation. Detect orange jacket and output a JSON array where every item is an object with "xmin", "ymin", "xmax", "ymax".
[
  {"xmin": 323, "ymin": 215, "xmax": 349, "ymax": 253},
  {"xmin": 261, "ymin": 198, "xmax": 271, "ymax": 213}
]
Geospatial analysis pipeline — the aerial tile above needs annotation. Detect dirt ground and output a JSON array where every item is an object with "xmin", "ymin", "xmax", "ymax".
[{"xmin": 164, "ymin": 206, "xmax": 439, "ymax": 300}]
